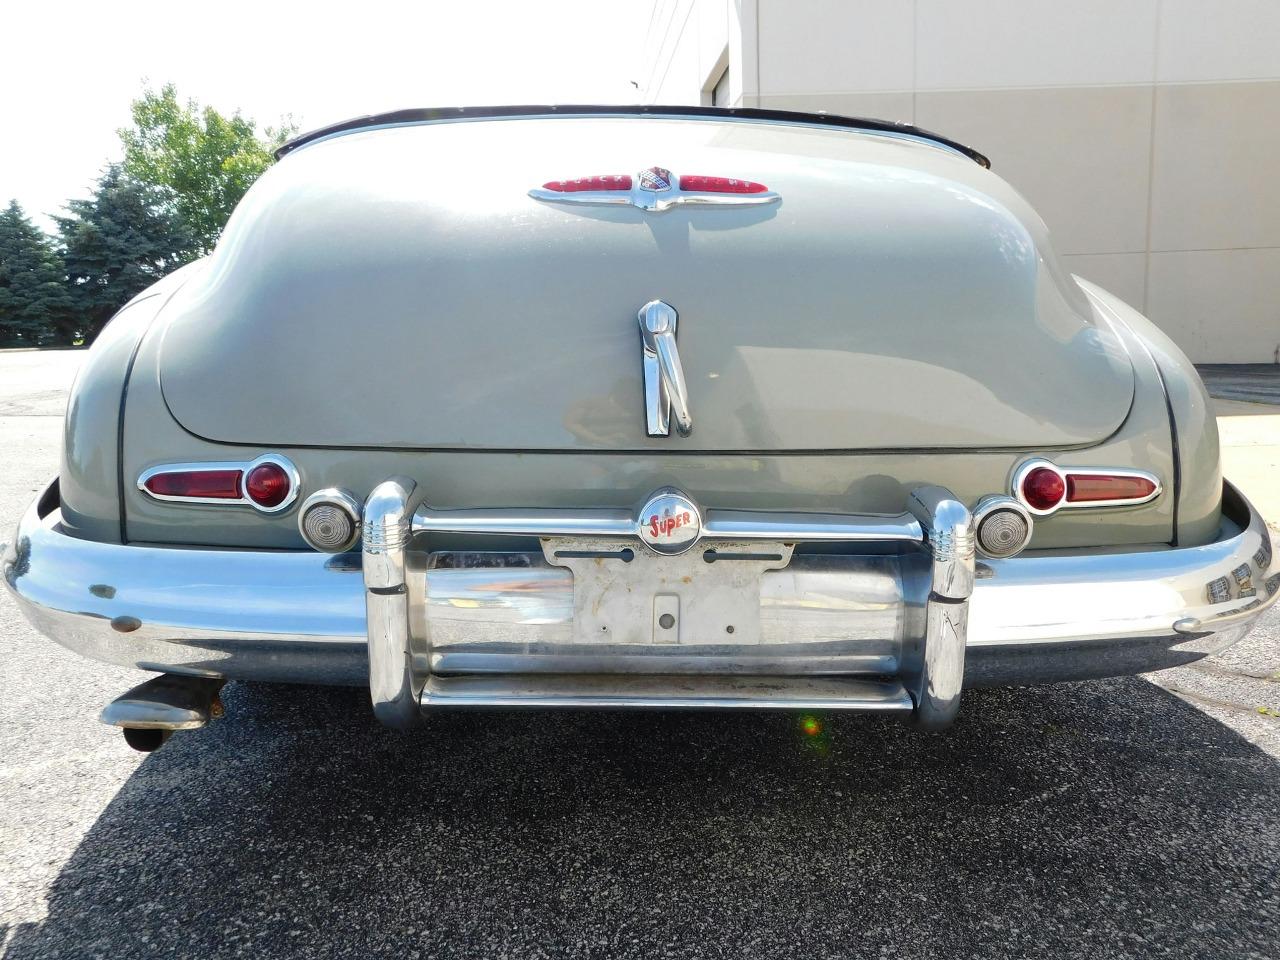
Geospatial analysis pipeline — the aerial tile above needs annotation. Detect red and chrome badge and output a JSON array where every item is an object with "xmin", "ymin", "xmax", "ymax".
[
  {"xmin": 637, "ymin": 489, "xmax": 702, "ymax": 555},
  {"xmin": 531, "ymin": 165, "xmax": 779, "ymax": 212}
]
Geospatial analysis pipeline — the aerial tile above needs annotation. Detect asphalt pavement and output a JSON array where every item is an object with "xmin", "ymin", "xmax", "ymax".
[{"xmin": 1, "ymin": 349, "xmax": 1278, "ymax": 959}]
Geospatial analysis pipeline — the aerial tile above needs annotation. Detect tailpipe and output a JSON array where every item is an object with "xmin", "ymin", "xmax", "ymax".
[{"xmin": 101, "ymin": 674, "xmax": 225, "ymax": 752}]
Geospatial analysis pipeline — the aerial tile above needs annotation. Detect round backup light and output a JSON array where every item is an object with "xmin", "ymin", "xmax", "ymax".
[
  {"xmin": 298, "ymin": 490, "xmax": 363, "ymax": 553},
  {"xmin": 1020, "ymin": 465, "xmax": 1066, "ymax": 513},
  {"xmin": 973, "ymin": 496, "xmax": 1034, "ymax": 559},
  {"xmin": 244, "ymin": 461, "xmax": 292, "ymax": 509}
]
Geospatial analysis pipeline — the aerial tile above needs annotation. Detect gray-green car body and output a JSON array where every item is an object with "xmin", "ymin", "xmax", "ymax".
[{"xmin": 5, "ymin": 107, "xmax": 1273, "ymax": 736}]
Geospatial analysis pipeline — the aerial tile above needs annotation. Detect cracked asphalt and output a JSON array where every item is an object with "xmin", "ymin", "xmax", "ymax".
[{"xmin": 2, "ymin": 349, "xmax": 1278, "ymax": 959}]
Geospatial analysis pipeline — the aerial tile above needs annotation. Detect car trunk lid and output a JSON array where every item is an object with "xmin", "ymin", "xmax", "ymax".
[{"xmin": 157, "ymin": 115, "xmax": 1134, "ymax": 452}]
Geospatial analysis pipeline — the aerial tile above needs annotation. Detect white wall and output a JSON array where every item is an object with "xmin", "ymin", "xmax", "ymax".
[
  {"xmin": 641, "ymin": 0, "xmax": 750, "ymax": 106},
  {"xmin": 642, "ymin": 0, "xmax": 1280, "ymax": 363}
]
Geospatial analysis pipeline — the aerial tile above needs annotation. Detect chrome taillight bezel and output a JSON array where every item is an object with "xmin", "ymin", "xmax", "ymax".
[
  {"xmin": 137, "ymin": 454, "xmax": 300, "ymax": 514},
  {"xmin": 1011, "ymin": 458, "xmax": 1162, "ymax": 517}
]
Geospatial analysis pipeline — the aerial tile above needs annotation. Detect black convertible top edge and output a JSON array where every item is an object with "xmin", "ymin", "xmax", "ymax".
[{"xmin": 273, "ymin": 104, "xmax": 991, "ymax": 168}]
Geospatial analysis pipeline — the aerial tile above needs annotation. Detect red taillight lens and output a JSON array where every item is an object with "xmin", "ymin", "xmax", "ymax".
[
  {"xmin": 678, "ymin": 175, "xmax": 769, "ymax": 194},
  {"xmin": 144, "ymin": 469, "xmax": 243, "ymax": 500},
  {"xmin": 1021, "ymin": 467, "xmax": 1066, "ymax": 512},
  {"xmin": 1066, "ymin": 474, "xmax": 1158, "ymax": 504},
  {"xmin": 541, "ymin": 175, "xmax": 633, "ymax": 192},
  {"xmin": 244, "ymin": 462, "xmax": 292, "ymax": 508}
]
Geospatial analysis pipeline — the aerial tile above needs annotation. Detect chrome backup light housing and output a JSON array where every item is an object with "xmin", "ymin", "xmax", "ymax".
[
  {"xmin": 972, "ymin": 495, "xmax": 1034, "ymax": 559},
  {"xmin": 298, "ymin": 488, "xmax": 363, "ymax": 553}
]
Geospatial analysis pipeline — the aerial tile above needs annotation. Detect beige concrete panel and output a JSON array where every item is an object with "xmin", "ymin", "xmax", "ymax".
[
  {"xmin": 757, "ymin": 0, "xmax": 914, "ymax": 94},
  {"xmin": 1148, "ymin": 248, "xmax": 1280, "ymax": 363},
  {"xmin": 916, "ymin": 85, "xmax": 1153, "ymax": 255},
  {"xmin": 1149, "ymin": 80, "xmax": 1280, "ymax": 252},
  {"xmin": 915, "ymin": 0, "xmax": 1157, "ymax": 89},
  {"xmin": 756, "ymin": 92, "xmax": 914, "ymax": 124},
  {"xmin": 1157, "ymin": 0, "xmax": 1280, "ymax": 82}
]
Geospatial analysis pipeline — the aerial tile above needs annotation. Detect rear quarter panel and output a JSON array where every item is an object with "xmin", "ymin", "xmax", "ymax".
[{"xmin": 1077, "ymin": 279, "xmax": 1222, "ymax": 546}]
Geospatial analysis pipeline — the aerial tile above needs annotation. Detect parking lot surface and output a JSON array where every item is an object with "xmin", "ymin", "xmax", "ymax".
[{"xmin": 1, "ymin": 349, "xmax": 1277, "ymax": 959}]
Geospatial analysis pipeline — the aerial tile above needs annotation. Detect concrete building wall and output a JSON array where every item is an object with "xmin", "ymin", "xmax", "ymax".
[{"xmin": 640, "ymin": 0, "xmax": 1280, "ymax": 363}]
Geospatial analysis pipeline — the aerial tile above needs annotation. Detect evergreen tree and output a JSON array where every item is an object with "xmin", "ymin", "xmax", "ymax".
[
  {"xmin": 0, "ymin": 200, "xmax": 72, "ymax": 346},
  {"xmin": 54, "ymin": 166, "xmax": 198, "ymax": 342}
]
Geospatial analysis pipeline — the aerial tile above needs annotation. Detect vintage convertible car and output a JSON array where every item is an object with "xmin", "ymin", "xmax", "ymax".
[{"xmin": 4, "ymin": 105, "xmax": 1276, "ymax": 750}]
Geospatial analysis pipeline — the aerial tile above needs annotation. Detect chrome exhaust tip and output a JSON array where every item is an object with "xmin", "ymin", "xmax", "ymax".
[{"xmin": 101, "ymin": 675, "xmax": 225, "ymax": 751}]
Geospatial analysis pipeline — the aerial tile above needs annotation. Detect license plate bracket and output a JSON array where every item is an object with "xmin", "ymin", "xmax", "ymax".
[{"xmin": 541, "ymin": 538, "xmax": 795, "ymax": 646}]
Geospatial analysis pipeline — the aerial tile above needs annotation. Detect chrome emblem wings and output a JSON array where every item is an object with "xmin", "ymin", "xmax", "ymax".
[{"xmin": 530, "ymin": 166, "xmax": 779, "ymax": 213}]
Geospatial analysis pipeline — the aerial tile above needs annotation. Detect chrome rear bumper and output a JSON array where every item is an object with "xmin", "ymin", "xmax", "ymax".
[{"xmin": 4, "ymin": 479, "xmax": 1275, "ymax": 727}]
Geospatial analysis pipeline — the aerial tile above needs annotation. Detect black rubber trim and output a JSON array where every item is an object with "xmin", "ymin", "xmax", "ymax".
[
  {"xmin": 115, "ymin": 332, "xmax": 147, "ymax": 544},
  {"xmin": 274, "ymin": 104, "xmax": 991, "ymax": 168},
  {"xmin": 114, "ymin": 285, "xmax": 195, "ymax": 544},
  {"xmin": 1149, "ymin": 356, "xmax": 1183, "ymax": 547}
]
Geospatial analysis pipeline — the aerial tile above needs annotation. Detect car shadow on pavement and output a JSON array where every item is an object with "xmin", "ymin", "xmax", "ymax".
[{"xmin": 5, "ymin": 677, "xmax": 1279, "ymax": 960}]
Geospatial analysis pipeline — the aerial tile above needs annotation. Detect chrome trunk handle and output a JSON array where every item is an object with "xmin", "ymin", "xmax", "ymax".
[{"xmin": 638, "ymin": 300, "xmax": 692, "ymax": 436}]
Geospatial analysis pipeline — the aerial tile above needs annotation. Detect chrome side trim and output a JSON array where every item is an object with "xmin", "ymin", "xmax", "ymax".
[
  {"xmin": 1011, "ymin": 458, "xmax": 1162, "ymax": 516},
  {"xmin": 363, "ymin": 477, "xmax": 419, "ymax": 729},
  {"xmin": 136, "ymin": 453, "xmax": 300, "ymax": 514}
]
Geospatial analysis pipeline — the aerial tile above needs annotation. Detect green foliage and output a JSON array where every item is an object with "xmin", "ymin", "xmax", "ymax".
[
  {"xmin": 119, "ymin": 83, "xmax": 296, "ymax": 253},
  {"xmin": 2, "ymin": 84, "xmax": 292, "ymax": 348},
  {"xmin": 0, "ymin": 200, "xmax": 75, "ymax": 346},
  {"xmin": 53, "ymin": 166, "xmax": 198, "ymax": 342}
]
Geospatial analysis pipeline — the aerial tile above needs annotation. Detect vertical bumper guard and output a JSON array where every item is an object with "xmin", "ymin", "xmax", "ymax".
[
  {"xmin": 363, "ymin": 477, "xmax": 419, "ymax": 729},
  {"xmin": 907, "ymin": 486, "xmax": 975, "ymax": 728}
]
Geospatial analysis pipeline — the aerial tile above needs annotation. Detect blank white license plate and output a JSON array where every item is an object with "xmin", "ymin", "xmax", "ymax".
[{"xmin": 541, "ymin": 538, "xmax": 795, "ymax": 646}]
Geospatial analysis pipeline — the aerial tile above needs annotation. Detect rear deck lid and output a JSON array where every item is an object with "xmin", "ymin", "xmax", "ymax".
[{"xmin": 157, "ymin": 115, "xmax": 1133, "ymax": 451}]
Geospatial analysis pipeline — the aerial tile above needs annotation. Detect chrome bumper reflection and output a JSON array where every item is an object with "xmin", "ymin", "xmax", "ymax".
[
  {"xmin": 2, "ymin": 482, "xmax": 367, "ymax": 685},
  {"xmin": 3, "ymin": 480, "xmax": 1275, "ymax": 701}
]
